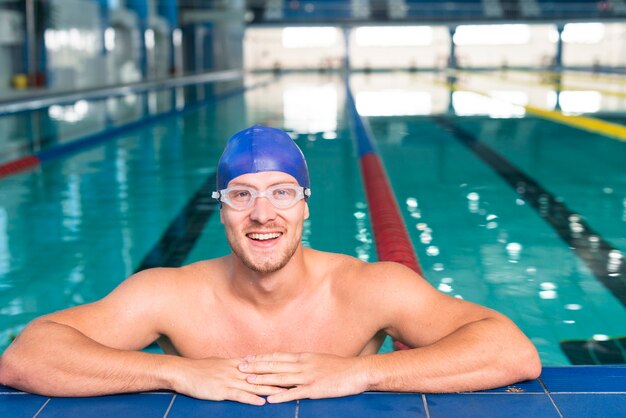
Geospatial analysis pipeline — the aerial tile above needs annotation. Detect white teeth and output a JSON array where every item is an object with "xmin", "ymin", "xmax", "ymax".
[{"xmin": 249, "ymin": 232, "xmax": 281, "ymax": 241}]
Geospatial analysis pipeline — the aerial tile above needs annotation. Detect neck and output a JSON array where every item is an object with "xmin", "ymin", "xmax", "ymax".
[{"xmin": 227, "ymin": 246, "xmax": 310, "ymax": 309}]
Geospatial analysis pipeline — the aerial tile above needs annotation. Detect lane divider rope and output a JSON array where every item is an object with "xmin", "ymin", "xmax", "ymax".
[
  {"xmin": 0, "ymin": 78, "xmax": 277, "ymax": 180},
  {"xmin": 345, "ymin": 81, "xmax": 423, "ymax": 277},
  {"xmin": 346, "ymin": 81, "xmax": 423, "ymax": 350},
  {"xmin": 441, "ymin": 75, "xmax": 626, "ymax": 143}
]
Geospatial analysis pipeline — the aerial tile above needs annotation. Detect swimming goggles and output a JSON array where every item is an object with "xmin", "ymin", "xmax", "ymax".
[{"xmin": 212, "ymin": 184, "xmax": 311, "ymax": 210}]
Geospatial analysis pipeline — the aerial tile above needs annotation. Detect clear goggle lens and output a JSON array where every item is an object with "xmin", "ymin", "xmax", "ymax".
[{"xmin": 212, "ymin": 184, "xmax": 311, "ymax": 210}]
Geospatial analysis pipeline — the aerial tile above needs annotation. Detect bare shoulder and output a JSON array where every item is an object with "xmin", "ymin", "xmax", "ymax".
[
  {"xmin": 33, "ymin": 258, "xmax": 229, "ymax": 350},
  {"xmin": 307, "ymin": 250, "xmax": 431, "ymax": 301},
  {"xmin": 323, "ymin": 253, "xmax": 430, "ymax": 291},
  {"xmin": 118, "ymin": 257, "xmax": 227, "ymax": 294},
  {"xmin": 44, "ymin": 257, "xmax": 228, "ymax": 324}
]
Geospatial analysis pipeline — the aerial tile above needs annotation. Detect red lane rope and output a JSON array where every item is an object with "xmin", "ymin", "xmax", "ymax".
[
  {"xmin": 360, "ymin": 153, "xmax": 423, "ymax": 276},
  {"xmin": 0, "ymin": 156, "xmax": 40, "ymax": 179}
]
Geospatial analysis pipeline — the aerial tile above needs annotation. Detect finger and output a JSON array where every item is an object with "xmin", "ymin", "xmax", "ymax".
[
  {"xmin": 266, "ymin": 386, "xmax": 307, "ymax": 404},
  {"xmin": 225, "ymin": 389, "xmax": 266, "ymax": 406},
  {"xmin": 227, "ymin": 373, "xmax": 287, "ymax": 396},
  {"xmin": 239, "ymin": 360, "xmax": 301, "ymax": 374},
  {"xmin": 243, "ymin": 382, "xmax": 289, "ymax": 396},
  {"xmin": 246, "ymin": 352, "xmax": 302, "ymax": 362},
  {"xmin": 246, "ymin": 372, "xmax": 305, "ymax": 387}
]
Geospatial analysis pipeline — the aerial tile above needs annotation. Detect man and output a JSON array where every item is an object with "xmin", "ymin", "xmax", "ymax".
[{"xmin": 0, "ymin": 126, "xmax": 541, "ymax": 405}]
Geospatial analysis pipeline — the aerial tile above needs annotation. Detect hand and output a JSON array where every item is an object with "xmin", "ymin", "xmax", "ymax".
[
  {"xmin": 170, "ymin": 356, "xmax": 286, "ymax": 405},
  {"xmin": 237, "ymin": 352, "xmax": 370, "ymax": 403}
]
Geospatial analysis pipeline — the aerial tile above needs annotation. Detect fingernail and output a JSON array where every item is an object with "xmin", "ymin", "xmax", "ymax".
[
  {"xmin": 238, "ymin": 363, "xmax": 249, "ymax": 371},
  {"xmin": 244, "ymin": 354, "xmax": 255, "ymax": 361},
  {"xmin": 247, "ymin": 374, "xmax": 257, "ymax": 383}
]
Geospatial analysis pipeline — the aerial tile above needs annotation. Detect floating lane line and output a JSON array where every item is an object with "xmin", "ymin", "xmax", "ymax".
[
  {"xmin": 433, "ymin": 115, "xmax": 626, "ymax": 310},
  {"xmin": 433, "ymin": 114, "xmax": 626, "ymax": 363},
  {"xmin": 440, "ymin": 78, "xmax": 626, "ymax": 143},
  {"xmin": 345, "ymin": 82, "xmax": 423, "ymax": 276},
  {"xmin": 0, "ymin": 155, "xmax": 40, "ymax": 178},
  {"xmin": 506, "ymin": 69, "xmax": 626, "ymax": 88},
  {"xmin": 135, "ymin": 173, "xmax": 219, "ymax": 271},
  {"xmin": 460, "ymin": 69, "xmax": 626, "ymax": 99},
  {"xmin": 0, "ymin": 77, "xmax": 277, "ymax": 180},
  {"xmin": 524, "ymin": 105, "xmax": 626, "ymax": 142}
]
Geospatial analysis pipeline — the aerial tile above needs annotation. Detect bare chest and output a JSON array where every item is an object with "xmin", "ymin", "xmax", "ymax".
[{"xmin": 161, "ymin": 301, "xmax": 380, "ymax": 359}]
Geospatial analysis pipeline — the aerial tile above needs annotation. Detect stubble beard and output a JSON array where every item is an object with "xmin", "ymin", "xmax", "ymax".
[{"xmin": 228, "ymin": 226, "xmax": 303, "ymax": 274}]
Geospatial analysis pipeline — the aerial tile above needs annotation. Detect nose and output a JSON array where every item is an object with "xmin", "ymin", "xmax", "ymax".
[{"xmin": 249, "ymin": 195, "xmax": 277, "ymax": 224}]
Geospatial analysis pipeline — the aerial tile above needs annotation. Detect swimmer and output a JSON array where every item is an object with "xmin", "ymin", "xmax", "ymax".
[{"xmin": 0, "ymin": 125, "xmax": 541, "ymax": 405}]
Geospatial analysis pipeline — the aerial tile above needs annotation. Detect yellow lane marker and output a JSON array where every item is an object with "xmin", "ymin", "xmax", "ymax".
[
  {"xmin": 435, "ymin": 76, "xmax": 626, "ymax": 142},
  {"xmin": 460, "ymin": 70, "xmax": 626, "ymax": 100},
  {"xmin": 524, "ymin": 105, "xmax": 626, "ymax": 142},
  {"xmin": 504, "ymin": 72, "xmax": 626, "ymax": 100},
  {"xmin": 508, "ymin": 69, "xmax": 626, "ymax": 87}
]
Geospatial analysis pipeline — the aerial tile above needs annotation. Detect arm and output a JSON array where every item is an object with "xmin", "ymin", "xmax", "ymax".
[
  {"xmin": 362, "ymin": 312, "xmax": 541, "ymax": 393},
  {"xmin": 0, "ymin": 268, "xmax": 281, "ymax": 404},
  {"xmin": 362, "ymin": 261, "xmax": 541, "ymax": 393},
  {"xmin": 0, "ymin": 316, "xmax": 170, "ymax": 396},
  {"xmin": 240, "ymin": 262, "xmax": 541, "ymax": 401}
]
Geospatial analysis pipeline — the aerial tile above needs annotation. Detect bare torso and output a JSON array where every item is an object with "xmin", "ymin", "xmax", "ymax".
[{"xmin": 154, "ymin": 250, "xmax": 387, "ymax": 359}]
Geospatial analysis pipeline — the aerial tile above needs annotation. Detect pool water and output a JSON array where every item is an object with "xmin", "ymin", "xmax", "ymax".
[{"xmin": 0, "ymin": 71, "xmax": 625, "ymax": 365}]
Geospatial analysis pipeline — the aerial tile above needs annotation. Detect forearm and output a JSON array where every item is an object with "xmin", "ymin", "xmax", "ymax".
[
  {"xmin": 364, "ymin": 318, "xmax": 541, "ymax": 393},
  {"xmin": 0, "ymin": 319, "xmax": 174, "ymax": 397}
]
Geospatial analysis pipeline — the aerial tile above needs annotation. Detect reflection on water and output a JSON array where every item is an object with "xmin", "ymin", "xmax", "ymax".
[
  {"xmin": 61, "ymin": 174, "xmax": 83, "ymax": 240},
  {"xmin": 453, "ymin": 91, "xmax": 525, "ymax": 117},
  {"xmin": 557, "ymin": 91, "xmax": 602, "ymax": 114},
  {"xmin": 354, "ymin": 201, "xmax": 373, "ymax": 262},
  {"xmin": 356, "ymin": 91, "xmax": 432, "ymax": 116},
  {"xmin": 283, "ymin": 85, "xmax": 338, "ymax": 134},
  {"xmin": 0, "ymin": 208, "xmax": 8, "ymax": 277}
]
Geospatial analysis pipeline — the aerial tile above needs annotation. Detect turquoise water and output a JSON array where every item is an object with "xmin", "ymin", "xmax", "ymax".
[{"xmin": 1, "ymin": 72, "xmax": 625, "ymax": 365}]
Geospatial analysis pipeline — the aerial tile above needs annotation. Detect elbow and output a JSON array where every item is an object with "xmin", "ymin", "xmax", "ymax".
[
  {"xmin": 523, "ymin": 351, "xmax": 542, "ymax": 381},
  {"xmin": 0, "ymin": 351, "xmax": 22, "ymax": 389},
  {"xmin": 0, "ymin": 342, "xmax": 42, "ymax": 392},
  {"xmin": 512, "ymin": 342, "xmax": 542, "ymax": 382}
]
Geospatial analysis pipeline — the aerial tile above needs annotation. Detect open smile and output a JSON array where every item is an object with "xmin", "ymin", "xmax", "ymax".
[{"xmin": 247, "ymin": 232, "xmax": 283, "ymax": 241}]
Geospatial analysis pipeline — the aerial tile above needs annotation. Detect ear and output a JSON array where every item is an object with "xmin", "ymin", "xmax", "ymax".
[
  {"xmin": 219, "ymin": 208, "xmax": 224, "ymax": 224},
  {"xmin": 304, "ymin": 202, "xmax": 310, "ymax": 220}
]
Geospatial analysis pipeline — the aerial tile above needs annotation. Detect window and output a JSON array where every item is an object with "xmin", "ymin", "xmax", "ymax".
[
  {"xmin": 354, "ymin": 26, "xmax": 432, "ymax": 46},
  {"xmin": 560, "ymin": 23, "xmax": 605, "ymax": 44},
  {"xmin": 282, "ymin": 27, "xmax": 338, "ymax": 48},
  {"xmin": 453, "ymin": 25, "xmax": 530, "ymax": 46}
]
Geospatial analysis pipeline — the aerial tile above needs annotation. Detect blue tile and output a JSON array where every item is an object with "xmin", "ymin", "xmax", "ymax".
[
  {"xmin": 541, "ymin": 366, "xmax": 626, "ymax": 392},
  {"xmin": 0, "ymin": 393, "xmax": 49, "ymax": 418},
  {"xmin": 167, "ymin": 395, "xmax": 297, "ymax": 418},
  {"xmin": 474, "ymin": 377, "xmax": 545, "ymax": 394},
  {"xmin": 426, "ymin": 393, "xmax": 560, "ymax": 418},
  {"xmin": 552, "ymin": 394, "xmax": 626, "ymax": 418},
  {"xmin": 299, "ymin": 393, "xmax": 426, "ymax": 418},
  {"xmin": 37, "ymin": 393, "xmax": 174, "ymax": 418}
]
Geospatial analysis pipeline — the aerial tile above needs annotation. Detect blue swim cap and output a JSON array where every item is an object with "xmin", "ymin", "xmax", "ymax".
[{"xmin": 216, "ymin": 125, "xmax": 310, "ymax": 190}]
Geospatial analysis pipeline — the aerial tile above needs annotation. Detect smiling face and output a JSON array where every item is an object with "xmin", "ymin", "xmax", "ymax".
[{"xmin": 220, "ymin": 171, "xmax": 310, "ymax": 274}]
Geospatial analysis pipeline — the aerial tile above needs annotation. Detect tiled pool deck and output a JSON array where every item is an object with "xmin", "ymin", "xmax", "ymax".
[{"xmin": 1, "ymin": 366, "xmax": 624, "ymax": 417}]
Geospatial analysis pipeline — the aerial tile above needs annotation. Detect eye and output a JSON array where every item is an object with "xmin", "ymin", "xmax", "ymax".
[
  {"xmin": 272, "ymin": 186, "xmax": 297, "ymax": 200},
  {"xmin": 228, "ymin": 189, "xmax": 252, "ymax": 202}
]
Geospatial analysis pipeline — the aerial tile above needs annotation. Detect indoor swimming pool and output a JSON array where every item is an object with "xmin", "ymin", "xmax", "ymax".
[{"xmin": 0, "ymin": 70, "xmax": 625, "ymax": 367}]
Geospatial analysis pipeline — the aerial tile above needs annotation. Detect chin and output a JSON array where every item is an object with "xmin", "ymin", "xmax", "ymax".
[
  {"xmin": 228, "ymin": 231, "xmax": 303, "ymax": 274},
  {"xmin": 243, "ymin": 255, "xmax": 290, "ymax": 274}
]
